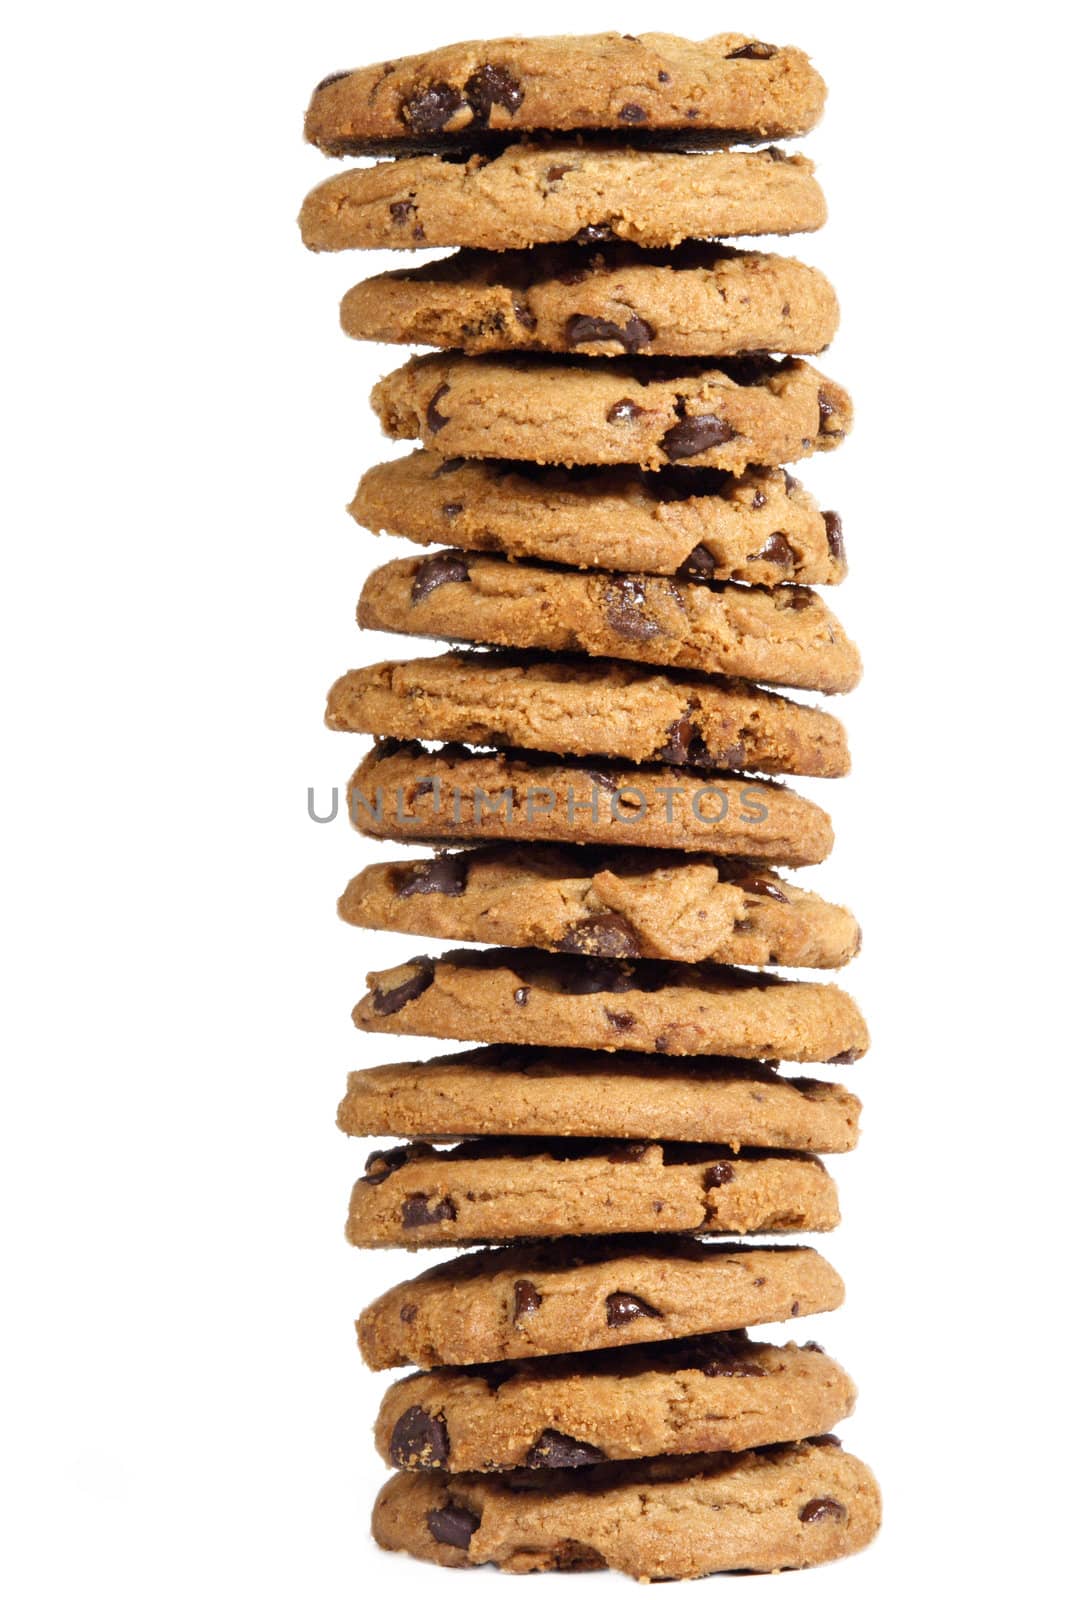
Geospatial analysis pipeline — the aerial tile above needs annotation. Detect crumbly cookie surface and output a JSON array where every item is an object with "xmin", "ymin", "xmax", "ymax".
[
  {"xmin": 326, "ymin": 653, "xmax": 850, "ymax": 778},
  {"xmin": 347, "ymin": 740, "xmax": 835, "ymax": 864},
  {"xmin": 299, "ymin": 145, "xmax": 826, "ymax": 253},
  {"xmin": 346, "ymin": 1137, "xmax": 839, "ymax": 1247},
  {"xmin": 375, "ymin": 1331, "xmax": 855, "ymax": 1470},
  {"xmin": 357, "ymin": 1236, "xmax": 844, "ymax": 1369},
  {"xmin": 358, "ymin": 552, "xmax": 861, "ymax": 692},
  {"xmin": 371, "ymin": 352, "xmax": 850, "ymax": 471},
  {"xmin": 372, "ymin": 1438, "xmax": 880, "ymax": 1578},
  {"xmin": 352, "ymin": 948, "xmax": 869, "ymax": 1063},
  {"xmin": 341, "ymin": 242, "xmax": 839, "ymax": 357},
  {"xmin": 305, "ymin": 33, "xmax": 826, "ymax": 155},
  {"xmin": 351, "ymin": 452, "xmax": 847, "ymax": 583},
  {"xmin": 338, "ymin": 846, "xmax": 862, "ymax": 968}
]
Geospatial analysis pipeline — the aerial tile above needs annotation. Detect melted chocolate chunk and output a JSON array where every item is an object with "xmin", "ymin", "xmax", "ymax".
[
  {"xmin": 512, "ymin": 297, "xmax": 537, "ymax": 330},
  {"xmin": 559, "ymin": 958, "xmax": 638, "ymax": 995},
  {"xmin": 750, "ymin": 532, "xmax": 793, "ymax": 567},
  {"xmin": 426, "ymin": 383, "xmax": 451, "ymax": 433},
  {"xmin": 602, "ymin": 574, "xmax": 662, "ymax": 640},
  {"xmin": 605, "ymin": 1291, "xmax": 662, "ymax": 1327},
  {"xmin": 557, "ymin": 912, "xmax": 641, "ymax": 960},
  {"xmin": 513, "ymin": 1279, "xmax": 542, "ymax": 1320},
  {"xmin": 606, "ymin": 398, "xmax": 644, "ymax": 423},
  {"xmin": 401, "ymin": 1193, "xmax": 457, "ymax": 1229},
  {"xmin": 432, "ymin": 457, "xmax": 465, "ymax": 477},
  {"xmin": 361, "ymin": 1145, "xmax": 412, "ymax": 1185},
  {"xmin": 526, "ymin": 1430, "xmax": 606, "ymax": 1468},
  {"xmin": 698, "ymin": 1334, "xmax": 766, "ymax": 1378},
  {"xmin": 817, "ymin": 389, "xmax": 836, "ymax": 432},
  {"xmin": 726, "ymin": 41, "xmax": 778, "ymax": 59},
  {"xmin": 566, "ymin": 314, "xmax": 654, "ymax": 353},
  {"xmin": 410, "ymin": 550, "xmax": 469, "ymax": 603},
  {"xmin": 605, "ymin": 1010, "xmax": 636, "ymax": 1031},
  {"xmin": 573, "ymin": 225, "xmax": 619, "ymax": 245},
  {"xmin": 392, "ymin": 855, "xmax": 469, "ymax": 897},
  {"xmin": 372, "ymin": 956, "xmax": 434, "ymax": 1015},
  {"xmin": 676, "ymin": 544, "xmax": 718, "ymax": 581},
  {"xmin": 465, "ymin": 63, "xmax": 524, "ymax": 123},
  {"xmin": 314, "ymin": 70, "xmax": 352, "ymax": 92},
  {"xmin": 389, "ymin": 200, "xmax": 415, "ymax": 226},
  {"xmin": 403, "ymin": 83, "xmax": 465, "ymax": 136},
  {"xmin": 582, "ymin": 767, "xmax": 620, "ymax": 794},
  {"xmin": 703, "ymin": 1161, "xmax": 735, "ymax": 1188},
  {"xmin": 726, "ymin": 871, "xmax": 789, "ymax": 903},
  {"xmin": 823, "ymin": 510, "xmax": 845, "ymax": 563},
  {"xmin": 427, "ymin": 1502, "xmax": 480, "ymax": 1549},
  {"xmin": 799, "ymin": 1497, "xmax": 847, "ymax": 1524},
  {"xmin": 618, "ymin": 103, "xmax": 649, "ymax": 122},
  {"xmin": 390, "ymin": 1405, "xmax": 450, "ymax": 1468},
  {"xmin": 662, "ymin": 413, "xmax": 736, "ymax": 461}
]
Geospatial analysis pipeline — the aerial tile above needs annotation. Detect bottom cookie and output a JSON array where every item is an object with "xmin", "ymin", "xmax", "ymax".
[{"xmin": 372, "ymin": 1437, "xmax": 881, "ymax": 1578}]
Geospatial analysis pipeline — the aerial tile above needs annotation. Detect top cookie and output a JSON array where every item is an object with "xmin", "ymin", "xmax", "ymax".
[{"xmin": 304, "ymin": 33, "xmax": 826, "ymax": 155}]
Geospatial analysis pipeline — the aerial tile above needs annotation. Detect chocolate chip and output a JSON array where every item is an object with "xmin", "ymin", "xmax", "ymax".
[
  {"xmin": 432, "ymin": 457, "xmax": 464, "ymax": 477},
  {"xmin": 403, "ymin": 83, "xmax": 465, "ymax": 135},
  {"xmin": 817, "ymin": 389, "xmax": 836, "ymax": 432},
  {"xmin": 546, "ymin": 164, "xmax": 575, "ymax": 183},
  {"xmin": 392, "ymin": 855, "xmax": 469, "ymax": 897},
  {"xmin": 782, "ymin": 470, "xmax": 799, "ymax": 495},
  {"xmin": 513, "ymin": 986, "xmax": 530, "ymax": 1006},
  {"xmin": 557, "ymin": 912, "xmax": 641, "ymax": 960},
  {"xmin": 605, "ymin": 1010, "xmax": 636, "ymax": 1031},
  {"xmin": 427, "ymin": 1502, "xmax": 480, "ymax": 1549},
  {"xmin": 573, "ymin": 225, "xmax": 619, "ymax": 245},
  {"xmin": 802, "ymin": 1340, "xmax": 826, "ymax": 1354},
  {"xmin": 767, "ymin": 145, "xmax": 788, "ymax": 161},
  {"xmin": 526, "ymin": 1430, "xmax": 606, "ymax": 1469},
  {"xmin": 749, "ymin": 533, "xmax": 793, "ymax": 567},
  {"xmin": 512, "ymin": 297, "xmax": 537, "ymax": 330},
  {"xmin": 560, "ymin": 959, "xmax": 638, "ymax": 996},
  {"xmin": 654, "ymin": 714, "xmax": 695, "ymax": 765},
  {"xmin": 605, "ymin": 1142, "xmax": 650, "ymax": 1164},
  {"xmin": 809, "ymin": 1432, "xmax": 841, "ymax": 1448},
  {"xmin": 618, "ymin": 103, "xmax": 648, "ymax": 122},
  {"xmin": 828, "ymin": 1048, "xmax": 861, "ymax": 1065},
  {"xmin": 582, "ymin": 767, "xmax": 620, "ymax": 794},
  {"xmin": 791, "ymin": 1300, "xmax": 801, "ymax": 1315},
  {"xmin": 658, "ymin": 70, "xmax": 671, "ymax": 83},
  {"xmin": 703, "ymin": 1161, "xmax": 735, "ymax": 1188},
  {"xmin": 442, "ymin": 502, "xmax": 463, "ymax": 519},
  {"xmin": 799, "ymin": 1498, "xmax": 847, "ymax": 1525},
  {"xmin": 401, "ymin": 1193, "xmax": 457, "ymax": 1229},
  {"xmin": 698, "ymin": 1335, "xmax": 766, "ymax": 1378},
  {"xmin": 390, "ymin": 1405, "xmax": 450, "ymax": 1468},
  {"xmin": 389, "ymin": 200, "xmax": 415, "ymax": 226},
  {"xmin": 726, "ymin": 41, "xmax": 778, "ymax": 59},
  {"xmin": 314, "ymin": 70, "xmax": 352, "ymax": 92},
  {"xmin": 566, "ymin": 314, "xmax": 653, "ymax": 353},
  {"xmin": 362, "ymin": 1145, "xmax": 411, "ymax": 1185},
  {"xmin": 676, "ymin": 545, "xmax": 718, "ymax": 581},
  {"xmin": 411, "ymin": 550, "xmax": 469, "ymax": 602},
  {"xmin": 464, "ymin": 63, "xmax": 524, "ymax": 123},
  {"xmin": 606, "ymin": 398, "xmax": 644, "ymax": 423},
  {"xmin": 513, "ymin": 1279, "xmax": 541, "ymax": 1321},
  {"xmin": 823, "ymin": 510, "xmax": 845, "ymax": 563},
  {"xmin": 400, "ymin": 1302, "xmax": 418, "ymax": 1323},
  {"xmin": 662, "ymin": 413, "xmax": 736, "ymax": 461},
  {"xmin": 728, "ymin": 873, "xmax": 789, "ymax": 903},
  {"xmin": 426, "ymin": 383, "xmax": 451, "ymax": 433},
  {"xmin": 372, "ymin": 956, "xmax": 434, "ymax": 1015},
  {"xmin": 602, "ymin": 574, "xmax": 661, "ymax": 640},
  {"xmin": 605, "ymin": 1291, "xmax": 662, "ymax": 1327}
]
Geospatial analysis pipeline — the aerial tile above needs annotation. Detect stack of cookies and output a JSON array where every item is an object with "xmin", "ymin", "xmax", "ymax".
[{"xmin": 301, "ymin": 30, "xmax": 880, "ymax": 1580}]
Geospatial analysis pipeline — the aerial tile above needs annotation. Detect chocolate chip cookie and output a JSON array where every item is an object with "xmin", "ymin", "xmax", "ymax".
[
  {"xmin": 337, "ymin": 1047, "xmax": 861, "ymax": 1153},
  {"xmin": 341, "ymin": 243, "xmax": 839, "ymax": 358},
  {"xmin": 305, "ymin": 33, "xmax": 826, "ymax": 155},
  {"xmin": 299, "ymin": 145, "xmax": 825, "ymax": 254},
  {"xmin": 351, "ymin": 949, "xmax": 869, "ymax": 1063},
  {"xmin": 338, "ymin": 846, "xmax": 862, "ymax": 968},
  {"xmin": 357, "ymin": 1236, "xmax": 843, "ymax": 1370},
  {"xmin": 358, "ymin": 553, "xmax": 861, "ymax": 693},
  {"xmin": 372, "ymin": 1437, "xmax": 880, "ymax": 1578},
  {"xmin": 376, "ymin": 1332, "xmax": 854, "ymax": 1471},
  {"xmin": 351, "ymin": 453, "xmax": 847, "ymax": 584},
  {"xmin": 347, "ymin": 1137, "xmax": 838, "ymax": 1247},
  {"xmin": 371, "ymin": 352, "xmax": 850, "ymax": 471},
  {"xmin": 326, "ymin": 654, "xmax": 850, "ymax": 778},
  {"xmin": 348, "ymin": 740, "xmax": 835, "ymax": 864}
]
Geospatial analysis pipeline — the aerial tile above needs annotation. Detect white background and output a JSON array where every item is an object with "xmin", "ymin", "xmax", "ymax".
[{"xmin": 3, "ymin": 1, "xmax": 1066, "ymax": 1593}]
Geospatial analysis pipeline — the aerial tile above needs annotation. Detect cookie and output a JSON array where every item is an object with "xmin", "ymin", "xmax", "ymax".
[
  {"xmin": 348, "ymin": 740, "xmax": 835, "ymax": 865},
  {"xmin": 352, "ymin": 949, "xmax": 869, "ymax": 1064},
  {"xmin": 357, "ymin": 1237, "xmax": 844, "ymax": 1369},
  {"xmin": 347, "ymin": 1138, "xmax": 838, "ymax": 1247},
  {"xmin": 338, "ymin": 846, "xmax": 862, "ymax": 968},
  {"xmin": 341, "ymin": 243, "xmax": 839, "ymax": 358},
  {"xmin": 337, "ymin": 1048, "xmax": 862, "ymax": 1153},
  {"xmin": 357, "ymin": 553, "xmax": 861, "ymax": 693},
  {"xmin": 372, "ymin": 353, "xmax": 850, "ymax": 471},
  {"xmin": 371, "ymin": 1438, "xmax": 880, "ymax": 1578},
  {"xmin": 351, "ymin": 453, "xmax": 847, "ymax": 585},
  {"xmin": 376, "ymin": 1332, "xmax": 855, "ymax": 1471},
  {"xmin": 305, "ymin": 33, "xmax": 826, "ymax": 155},
  {"xmin": 326, "ymin": 654, "xmax": 850, "ymax": 778},
  {"xmin": 299, "ymin": 145, "xmax": 825, "ymax": 253}
]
